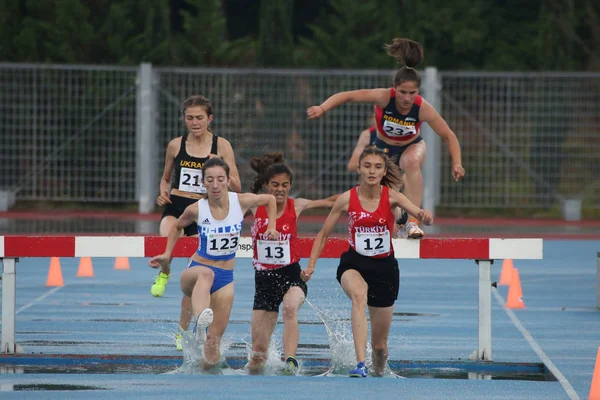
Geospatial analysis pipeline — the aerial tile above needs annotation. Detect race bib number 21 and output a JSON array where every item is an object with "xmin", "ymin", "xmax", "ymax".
[{"xmin": 179, "ymin": 167, "xmax": 206, "ymax": 194}]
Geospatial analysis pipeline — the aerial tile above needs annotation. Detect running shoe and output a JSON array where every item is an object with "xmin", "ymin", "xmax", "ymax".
[
  {"xmin": 175, "ymin": 333, "xmax": 183, "ymax": 351},
  {"xmin": 282, "ymin": 356, "xmax": 299, "ymax": 376},
  {"xmin": 349, "ymin": 361, "xmax": 368, "ymax": 378},
  {"xmin": 150, "ymin": 272, "xmax": 170, "ymax": 297},
  {"xmin": 404, "ymin": 221, "xmax": 424, "ymax": 239},
  {"xmin": 193, "ymin": 308, "xmax": 214, "ymax": 344}
]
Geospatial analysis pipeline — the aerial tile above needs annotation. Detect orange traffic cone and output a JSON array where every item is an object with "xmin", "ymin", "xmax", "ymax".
[
  {"xmin": 76, "ymin": 257, "xmax": 94, "ymax": 278},
  {"xmin": 590, "ymin": 347, "xmax": 600, "ymax": 400},
  {"xmin": 46, "ymin": 257, "xmax": 64, "ymax": 287},
  {"xmin": 114, "ymin": 257, "xmax": 130, "ymax": 270},
  {"xmin": 505, "ymin": 268, "xmax": 525, "ymax": 309},
  {"xmin": 499, "ymin": 259, "xmax": 514, "ymax": 286}
]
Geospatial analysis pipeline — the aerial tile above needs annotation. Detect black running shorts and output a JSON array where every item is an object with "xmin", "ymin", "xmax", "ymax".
[
  {"xmin": 253, "ymin": 262, "xmax": 308, "ymax": 312},
  {"xmin": 161, "ymin": 194, "xmax": 198, "ymax": 237},
  {"xmin": 336, "ymin": 247, "xmax": 399, "ymax": 308}
]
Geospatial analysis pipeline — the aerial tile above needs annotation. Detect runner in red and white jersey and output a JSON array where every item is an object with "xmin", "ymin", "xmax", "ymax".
[
  {"xmin": 246, "ymin": 152, "xmax": 339, "ymax": 376},
  {"xmin": 302, "ymin": 147, "xmax": 433, "ymax": 378}
]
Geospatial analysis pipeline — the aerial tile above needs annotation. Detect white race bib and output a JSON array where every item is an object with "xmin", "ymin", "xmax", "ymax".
[
  {"xmin": 179, "ymin": 167, "xmax": 206, "ymax": 194},
  {"xmin": 257, "ymin": 239, "xmax": 291, "ymax": 265},
  {"xmin": 382, "ymin": 120, "xmax": 416, "ymax": 137},
  {"xmin": 354, "ymin": 230, "xmax": 390, "ymax": 256},
  {"xmin": 206, "ymin": 232, "xmax": 239, "ymax": 256}
]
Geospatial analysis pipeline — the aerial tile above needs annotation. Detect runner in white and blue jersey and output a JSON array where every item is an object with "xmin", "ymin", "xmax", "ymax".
[{"xmin": 150, "ymin": 157, "xmax": 278, "ymax": 370}]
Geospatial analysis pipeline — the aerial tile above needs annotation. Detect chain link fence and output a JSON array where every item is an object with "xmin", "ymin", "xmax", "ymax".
[
  {"xmin": 0, "ymin": 64, "xmax": 138, "ymax": 203},
  {"xmin": 1, "ymin": 63, "xmax": 598, "ymax": 216},
  {"xmin": 440, "ymin": 72, "xmax": 600, "ymax": 214}
]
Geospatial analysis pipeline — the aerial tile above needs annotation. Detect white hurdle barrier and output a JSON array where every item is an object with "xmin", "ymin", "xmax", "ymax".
[{"xmin": 0, "ymin": 236, "xmax": 543, "ymax": 359}]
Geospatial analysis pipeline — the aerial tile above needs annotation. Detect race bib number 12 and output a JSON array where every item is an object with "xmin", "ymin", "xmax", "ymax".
[{"xmin": 354, "ymin": 230, "xmax": 390, "ymax": 256}]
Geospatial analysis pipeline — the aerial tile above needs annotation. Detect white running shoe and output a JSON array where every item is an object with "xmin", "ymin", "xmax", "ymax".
[
  {"xmin": 193, "ymin": 308, "xmax": 214, "ymax": 344},
  {"xmin": 404, "ymin": 222, "xmax": 424, "ymax": 239}
]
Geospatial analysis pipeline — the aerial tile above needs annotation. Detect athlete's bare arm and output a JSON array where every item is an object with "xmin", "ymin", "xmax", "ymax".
[
  {"xmin": 348, "ymin": 129, "xmax": 373, "ymax": 171},
  {"xmin": 216, "ymin": 138, "xmax": 242, "ymax": 192},
  {"xmin": 388, "ymin": 190, "xmax": 433, "ymax": 225},
  {"xmin": 302, "ymin": 192, "xmax": 350, "ymax": 280},
  {"xmin": 307, "ymin": 89, "xmax": 389, "ymax": 120},
  {"xmin": 157, "ymin": 138, "xmax": 180, "ymax": 206},
  {"xmin": 293, "ymin": 193, "xmax": 341, "ymax": 218},
  {"xmin": 419, "ymin": 100, "xmax": 464, "ymax": 182}
]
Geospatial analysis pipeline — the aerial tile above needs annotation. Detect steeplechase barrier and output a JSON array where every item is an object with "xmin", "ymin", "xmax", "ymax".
[{"xmin": 0, "ymin": 236, "xmax": 543, "ymax": 360}]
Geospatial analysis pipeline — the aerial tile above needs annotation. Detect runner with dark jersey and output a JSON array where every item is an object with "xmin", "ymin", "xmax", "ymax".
[
  {"xmin": 309, "ymin": 38, "xmax": 464, "ymax": 240},
  {"xmin": 162, "ymin": 132, "xmax": 218, "ymax": 236},
  {"xmin": 302, "ymin": 146, "xmax": 433, "ymax": 378},
  {"xmin": 373, "ymin": 88, "xmax": 424, "ymax": 164},
  {"xmin": 154, "ymin": 95, "xmax": 241, "ymax": 351}
]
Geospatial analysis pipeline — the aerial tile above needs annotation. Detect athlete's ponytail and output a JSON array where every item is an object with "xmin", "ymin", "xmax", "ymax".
[
  {"xmin": 384, "ymin": 38, "xmax": 424, "ymax": 87},
  {"xmin": 249, "ymin": 152, "xmax": 294, "ymax": 193}
]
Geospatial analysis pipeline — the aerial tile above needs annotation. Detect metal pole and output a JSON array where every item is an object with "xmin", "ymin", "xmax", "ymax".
[
  {"xmin": 136, "ymin": 63, "xmax": 159, "ymax": 214},
  {"xmin": 420, "ymin": 67, "xmax": 441, "ymax": 216},
  {"xmin": 1, "ymin": 258, "xmax": 17, "ymax": 354},
  {"xmin": 476, "ymin": 259, "xmax": 493, "ymax": 361}
]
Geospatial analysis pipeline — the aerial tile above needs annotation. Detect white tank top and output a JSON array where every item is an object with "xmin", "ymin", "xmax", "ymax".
[{"xmin": 196, "ymin": 192, "xmax": 244, "ymax": 261}]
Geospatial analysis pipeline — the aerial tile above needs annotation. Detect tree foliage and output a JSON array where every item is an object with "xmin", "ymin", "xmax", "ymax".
[{"xmin": 0, "ymin": 0, "xmax": 597, "ymax": 70}]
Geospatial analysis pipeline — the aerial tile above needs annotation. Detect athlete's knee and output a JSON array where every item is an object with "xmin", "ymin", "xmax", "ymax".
[
  {"xmin": 281, "ymin": 302, "xmax": 299, "ymax": 321},
  {"xmin": 371, "ymin": 342, "xmax": 388, "ymax": 352},
  {"xmin": 198, "ymin": 267, "xmax": 215, "ymax": 281},
  {"xmin": 400, "ymin": 153, "xmax": 421, "ymax": 172},
  {"xmin": 349, "ymin": 288, "xmax": 368, "ymax": 308}
]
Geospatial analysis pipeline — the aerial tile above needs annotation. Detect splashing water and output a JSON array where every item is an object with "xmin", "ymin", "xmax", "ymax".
[
  {"xmin": 305, "ymin": 299, "xmax": 372, "ymax": 374},
  {"xmin": 239, "ymin": 335, "xmax": 287, "ymax": 375},
  {"xmin": 167, "ymin": 330, "xmax": 235, "ymax": 375},
  {"xmin": 305, "ymin": 298, "xmax": 404, "ymax": 378}
]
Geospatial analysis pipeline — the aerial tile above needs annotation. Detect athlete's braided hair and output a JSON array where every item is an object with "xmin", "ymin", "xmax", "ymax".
[
  {"xmin": 358, "ymin": 147, "xmax": 403, "ymax": 190},
  {"xmin": 249, "ymin": 152, "xmax": 294, "ymax": 194}
]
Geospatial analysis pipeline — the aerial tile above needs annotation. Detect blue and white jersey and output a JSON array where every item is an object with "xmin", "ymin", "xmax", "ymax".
[{"xmin": 196, "ymin": 192, "xmax": 244, "ymax": 261}]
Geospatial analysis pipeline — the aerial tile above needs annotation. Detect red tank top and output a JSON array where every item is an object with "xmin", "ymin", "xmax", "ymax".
[
  {"xmin": 348, "ymin": 186, "xmax": 395, "ymax": 258},
  {"xmin": 251, "ymin": 198, "xmax": 299, "ymax": 270},
  {"xmin": 375, "ymin": 88, "xmax": 423, "ymax": 142}
]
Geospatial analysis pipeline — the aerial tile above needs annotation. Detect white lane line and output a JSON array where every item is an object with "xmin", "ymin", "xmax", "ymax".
[
  {"xmin": 16, "ymin": 286, "xmax": 64, "ymax": 315},
  {"xmin": 493, "ymin": 289, "xmax": 580, "ymax": 400}
]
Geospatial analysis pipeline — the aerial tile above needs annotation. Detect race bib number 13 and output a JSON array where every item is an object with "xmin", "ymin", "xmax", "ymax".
[
  {"xmin": 257, "ymin": 240, "xmax": 291, "ymax": 265},
  {"xmin": 354, "ymin": 230, "xmax": 390, "ymax": 256}
]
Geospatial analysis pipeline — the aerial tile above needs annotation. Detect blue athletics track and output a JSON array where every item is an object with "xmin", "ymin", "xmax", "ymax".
[{"xmin": 0, "ymin": 213, "xmax": 599, "ymax": 400}]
